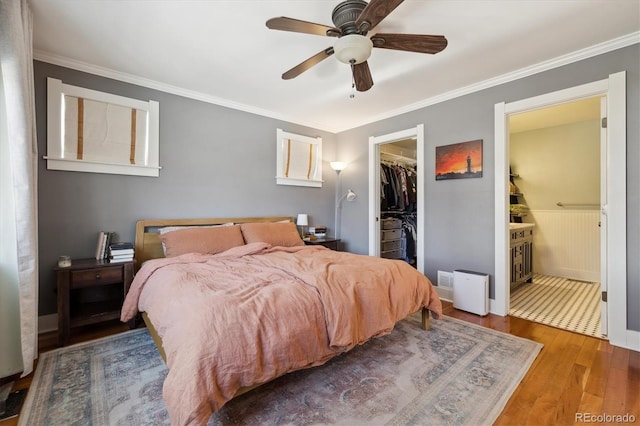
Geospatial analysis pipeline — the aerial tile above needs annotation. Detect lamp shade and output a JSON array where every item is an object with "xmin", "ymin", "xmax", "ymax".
[
  {"xmin": 333, "ymin": 34, "xmax": 373, "ymax": 65},
  {"xmin": 346, "ymin": 189, "xmax": 357, "ymax": 202},
  {"xmin": 330, "ymin": 161, "xmax": 347, "ymax": 171},
  {"xmin": 296, "ymin": 214, "xmax": 309, "ymax": 226}
]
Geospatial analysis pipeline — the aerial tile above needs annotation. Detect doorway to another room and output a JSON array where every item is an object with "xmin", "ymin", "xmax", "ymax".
[
  {"xmin": 507, "ymin": 97, "xmax": 603, "ymax": 338},
  {"xmin": 494, "ymin": 72, "xmax": 628, "ymax": 348}
]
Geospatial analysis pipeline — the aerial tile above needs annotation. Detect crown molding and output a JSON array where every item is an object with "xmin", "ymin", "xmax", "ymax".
[
  {"xmin": 341, "ymin": 31, "xmax": 639, "ymax": 132},
  {"xmin": 34, "ymin": 31, "xmax": 638, "ymax": 134},
  {"xmin": 32, "ymin": 50, "xmax": 333, "ymax": 132}
]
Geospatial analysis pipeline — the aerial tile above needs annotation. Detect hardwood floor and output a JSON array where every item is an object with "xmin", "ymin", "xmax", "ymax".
[
  {"xmin": 442, "ymin": 302, "xmax": 639, "ymax": 425},
  {"xmin": 2, "ymin": 303, "xmax": 638, "ymax": 425}
]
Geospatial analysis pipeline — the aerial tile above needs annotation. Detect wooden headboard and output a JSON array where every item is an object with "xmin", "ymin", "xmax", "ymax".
[{"xmin": 134, "ymin": 216, "xmax": 294, "ymax": 270}]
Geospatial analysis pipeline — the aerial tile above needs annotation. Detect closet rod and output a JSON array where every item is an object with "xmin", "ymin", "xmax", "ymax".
[{"xmin": 380, "ymin": 151, "xmax": 416, "ymax": 165}]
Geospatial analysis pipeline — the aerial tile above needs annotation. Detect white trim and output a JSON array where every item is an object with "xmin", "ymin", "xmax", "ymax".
[
  {"xmin": 600, "ymin": 96, "xmax": 608, "ymax": 335},
  {"xmin": 43, "ymin": 158, "xmax": 161, "ymax": 177},
  {"xmin": 493, "ymin": 102, "xmax": 509, "ymax": 316},
  {"xmin": 34, "ymin": 33, "xmax": 639, "ymax": 134},
  {"xmin": 606, "ymin": 71, "xmax": 631, "ymax": 349},
  {"xmin": 368, "ymin": 125, "xmax": 424, "ymax": 274},
  {"xmin": 494, "ymin": 72, "xmax": 633, "ymax": 350}
]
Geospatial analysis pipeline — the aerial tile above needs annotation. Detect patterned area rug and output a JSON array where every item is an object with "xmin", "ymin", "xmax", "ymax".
[
  {"xmin": 510, "ymin": 273, "xmax": 602, "ymax": 338},
  {"xmin": 20, "ymin": 314, "xmax": 542, "ymax": 426}
]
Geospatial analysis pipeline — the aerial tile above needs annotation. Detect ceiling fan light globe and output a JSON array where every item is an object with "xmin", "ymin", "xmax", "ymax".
[{"xmin": 333, "ymin": 34, "xmax": 372, "ymax": 64}]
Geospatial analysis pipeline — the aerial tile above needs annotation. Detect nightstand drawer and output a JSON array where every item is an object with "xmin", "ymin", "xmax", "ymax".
[{"xmin": 70, "ymin": 267, "xmax": 123, "ymax": 289}]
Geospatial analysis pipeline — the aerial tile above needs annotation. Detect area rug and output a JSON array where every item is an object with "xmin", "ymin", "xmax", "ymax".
[
  {"xmin": 510, "ymin": 273, "xmax": 602, "ymax": 338},
  {"xmin": 19, "ymin": 314, "xmax": 542, "ymax": 426}
]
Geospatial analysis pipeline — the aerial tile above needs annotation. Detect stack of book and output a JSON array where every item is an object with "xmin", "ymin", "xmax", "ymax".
[
  {"xmin": 95, "ymin": 231, "xmax": 114, "ymax": 260},
  {"xmin": 108, "ymin": 242, "xmax": 134, "ymax": 263}
]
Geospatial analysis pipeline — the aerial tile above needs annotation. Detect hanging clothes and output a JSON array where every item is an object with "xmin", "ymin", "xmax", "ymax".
[
  {"xmin": 380, "ymin": 162, "xmax": 417, "ymax": 213},
  {"xmin": 380, "ymin": 156, "xmax": 418, "ymax": 265}
]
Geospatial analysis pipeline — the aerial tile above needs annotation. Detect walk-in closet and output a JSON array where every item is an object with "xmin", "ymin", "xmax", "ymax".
[{"xmin": 379, "ymin": 142, "xmax": 417, "ymax": 267}]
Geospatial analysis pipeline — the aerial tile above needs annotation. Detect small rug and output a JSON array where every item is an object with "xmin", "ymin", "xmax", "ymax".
[
  {"xmin": 20, "ymin": 315, "xmax": 542, "ymax": 426},
  {"xmin": 510, "ymin": 273, "xmax": 602, "ymax": 338}
]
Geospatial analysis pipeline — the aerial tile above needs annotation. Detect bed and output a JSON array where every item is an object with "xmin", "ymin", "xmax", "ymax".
[{"xmin": 121, "ymin": 216, "xmax": 442, "ymax": 425}]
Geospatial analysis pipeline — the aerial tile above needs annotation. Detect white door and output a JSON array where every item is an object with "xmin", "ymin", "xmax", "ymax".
[{"xmin": 600, "ymin": 96, "xmax": 608, "ymax": 335}]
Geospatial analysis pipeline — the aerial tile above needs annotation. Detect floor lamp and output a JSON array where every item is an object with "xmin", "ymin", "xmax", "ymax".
[{"xmin": 330, "ymin": 162, "xmax": 357, "ymax": 240}]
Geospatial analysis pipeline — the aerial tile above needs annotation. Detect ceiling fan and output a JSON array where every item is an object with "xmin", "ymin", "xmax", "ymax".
[{"xmin": 266, "ymin": 0, "xmax": 448, "ymax": 92}]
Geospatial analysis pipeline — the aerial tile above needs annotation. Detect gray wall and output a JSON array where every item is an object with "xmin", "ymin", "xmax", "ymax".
[
  {"xmin": 35, "ymin": 44, "xmax": 639, "ymax": 331},
  {"xmin": 335, "ymin": 44, "xmax": 639, "ymax": 331},
  {"xmin": 34, "ymin": 61, "xmax": 337, "ymax": 316}
]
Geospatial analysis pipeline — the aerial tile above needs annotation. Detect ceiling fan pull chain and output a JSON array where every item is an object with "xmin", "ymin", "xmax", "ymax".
[{"xmin": 350, "ymin": 61, "xmax": 356, "ymax": 99}]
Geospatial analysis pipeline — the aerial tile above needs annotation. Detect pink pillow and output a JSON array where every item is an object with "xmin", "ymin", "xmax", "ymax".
[
  {"xmin": 240, "ymin": 222, "xmax": 304, "ymax": 247},
  {"xmin": 159, "ymin": 225, "xmax": 245, "ymax": 257}
]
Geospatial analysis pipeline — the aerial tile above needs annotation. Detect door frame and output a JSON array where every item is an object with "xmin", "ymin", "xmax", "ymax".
[
  {"xmin": 368, "ymin": 124, "xmax": 425, "ymax": 273},
  {"xmin": 494, "ymin": 71, "xmax": 631, "ymax": 349}
]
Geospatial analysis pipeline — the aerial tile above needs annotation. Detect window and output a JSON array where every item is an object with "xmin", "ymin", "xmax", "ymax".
[
  {"xmin": 45, "ymin": 78, "xmax": 160, "ymax": 177},
  {"xmin": 275, "ymin": 128, "xmax": 322, "ymax": 187}
]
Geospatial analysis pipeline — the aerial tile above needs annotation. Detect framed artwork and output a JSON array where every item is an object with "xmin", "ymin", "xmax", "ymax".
[
  {"xmin": 435, "ymin": 139, "xmax": 483, "ymax": 180},
  {"xmin": 275, "ymin": 128, "xmax": 323, "ymax": 187}
]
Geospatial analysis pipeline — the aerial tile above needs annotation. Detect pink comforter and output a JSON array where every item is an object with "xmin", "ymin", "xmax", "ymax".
[{"xmin": 121, "ymin": 242, "xmax": 441, "ymax": 425}]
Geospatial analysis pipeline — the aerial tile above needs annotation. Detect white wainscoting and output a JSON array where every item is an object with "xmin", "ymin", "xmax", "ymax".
[{"xmin": 530, "ymin": 210, "xmax": 600, "ymax": 282}]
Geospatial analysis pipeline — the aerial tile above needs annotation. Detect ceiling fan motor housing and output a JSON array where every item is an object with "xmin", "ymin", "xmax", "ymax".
[
  {"xmin": 332, "ymin": 0, "xmax": 368, "ymax": 34},
  {"xmin": 332, "ymin": 0, "xmax": 372, "ymax": 64}
]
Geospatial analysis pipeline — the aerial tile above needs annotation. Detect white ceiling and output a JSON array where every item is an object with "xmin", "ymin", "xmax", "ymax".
[{"xmin": 30, "ymin": 0, "xmax": 639, "ymax": 133}]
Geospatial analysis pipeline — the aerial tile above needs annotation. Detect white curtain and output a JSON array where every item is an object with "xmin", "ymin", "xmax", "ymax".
[{"xmin": 0, "ymin": 0, "xmax": 39, "ymax": 377}]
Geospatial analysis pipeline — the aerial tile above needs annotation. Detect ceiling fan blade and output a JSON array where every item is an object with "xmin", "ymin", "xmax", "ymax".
[
  {"xmin": 266, "ymin": 17, "xmax": 340, "ymax": 37},
  {"xmin": 282, "ymin": 47, "xmax": 335, "ymax": 80},
  {"xmin": 355, "ymin": 0, "xmax": 404, "ymax": 33},
  {"xmin": 352, "ymin": 61, "xmax": 374, "ymax": 92},
  {"xmin": 371, "ymin": 34, "xmax": 448, "ymax": 54}
]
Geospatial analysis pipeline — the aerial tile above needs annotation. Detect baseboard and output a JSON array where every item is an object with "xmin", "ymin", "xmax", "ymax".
[
  {"xmin": 617, "ymin": 329, "xmax": 640, "ymax": 352},
  {"xmin": 38, "ymin": 314, "xmax": 57, "ymax": 334}
]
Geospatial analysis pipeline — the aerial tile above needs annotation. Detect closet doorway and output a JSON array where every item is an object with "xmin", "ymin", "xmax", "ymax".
[{"xmin": 368, "ymin": 125, "xmax": 425, "ymax": 274}]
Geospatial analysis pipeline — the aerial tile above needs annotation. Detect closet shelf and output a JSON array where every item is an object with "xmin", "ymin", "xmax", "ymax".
[{"xmin": 380, "ymin": 151, "xmax": 417, "ymax": 166}]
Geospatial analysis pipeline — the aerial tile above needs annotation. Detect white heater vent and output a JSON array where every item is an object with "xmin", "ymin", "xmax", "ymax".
[{"xmin": 438, "ymin": 271, "xmax": 454, "ymax": 288}]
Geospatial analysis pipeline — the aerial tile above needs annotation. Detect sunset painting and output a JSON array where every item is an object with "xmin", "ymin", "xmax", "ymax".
[{"xmin": 435, "ymin": 139, "xmax": 483, "ymax": 180}]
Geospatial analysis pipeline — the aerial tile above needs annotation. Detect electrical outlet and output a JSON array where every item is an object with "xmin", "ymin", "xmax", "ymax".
[{"xmin": 438, "ymin": 271, "xmax": 454, "ymax": 288}]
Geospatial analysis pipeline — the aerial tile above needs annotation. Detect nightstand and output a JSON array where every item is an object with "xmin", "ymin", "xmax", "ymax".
[
  {"xmin": 56, "ymin": 258, "xmax": 134, "ymax": 346},
  {"xmin": 304, "ymin": 237, "xmax": 341, "ymax": 251}
]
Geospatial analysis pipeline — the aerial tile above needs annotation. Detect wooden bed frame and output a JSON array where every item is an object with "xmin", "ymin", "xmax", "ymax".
[{"xmin": 133, "ymin": 215, "xmax": 431, "ymax": 385}]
